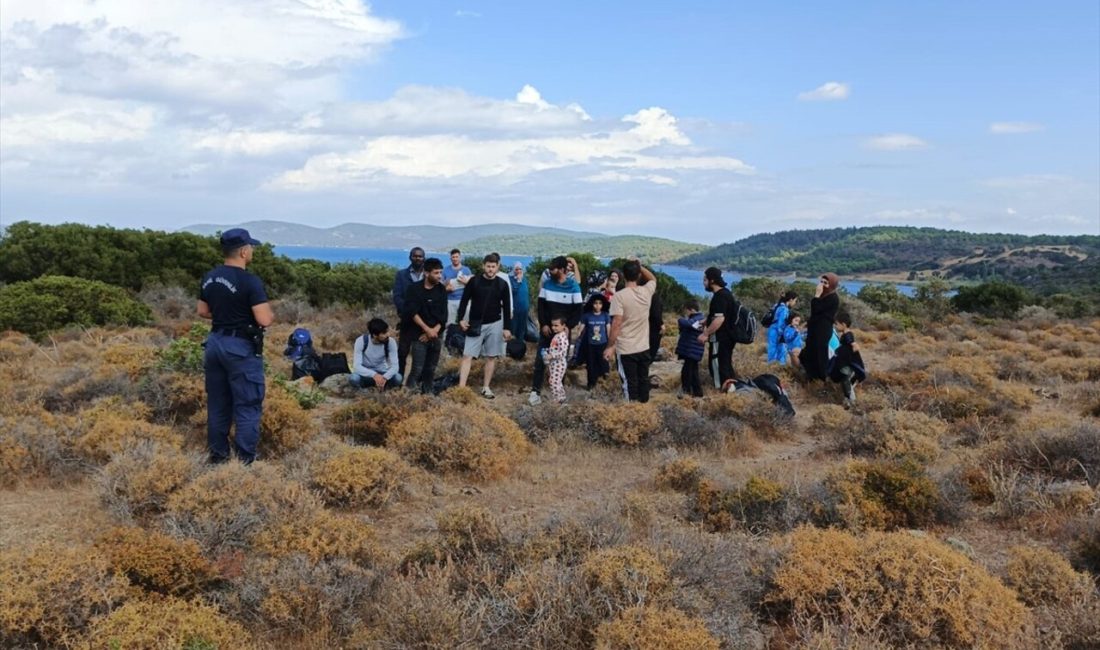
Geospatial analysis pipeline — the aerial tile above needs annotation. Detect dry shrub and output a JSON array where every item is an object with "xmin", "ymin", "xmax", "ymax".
[
  {"xmin": 74, "ymin": 398, "xmax": 180, "ymax": 463},
  {"xmin": 0, "ymin": 330, "xmax": 35, "ymax": 362},
  {"xmin": 593, "ymin": 402, "xmax": 661, "ymax": 446},
  {"xmin": 580, "ymin": 545, "xmax": 670, "ymax": 615},
  {"xmin": 364, "ymin": 565, "xmax": 478, "ymax": 649},
  {"xmin": 594, "ymin": 605, "xmax": 719, "ymax": 650},
  {"xmin": 494, "ymin": 559, "xmax": 597, "ymax": 648},
  {"xmin": 230, "ymin": 555, "xmax": 379, "ymax": 640},
  {"xmin": 765, "ymin": 526, "xmax": 1034, "ymax": 649},
  {"xmin": 165, "ymin": 461, "xmax": 321, "ymax": 553},
  {"xmin": 253, "ymin": 510, "xmax": 384, "ymax": 566},
  {"xmin": 1037, "ymin": 356, "xmax": 1100, "ymax": 383},
  {"xmin": 822, "ymin": 460, "xmax": 941, "ymax": 531},
  {"xmin": 0, "ymin": 545, "xmax": 129, "ymax": 649},
  {"xmin": 1074, "ymin": 513, "xmax": 1100, "ymax": 575},
  {"xmin": 808, "ymin": 404, "xmax": 852, "ymax": 437},
  {"xmin": 0, "ymin": 410, "xmax": 82, "ymax": 485},
  {"xmin": 260, "ymin": 380, "xmax": 317, "ymax": 456},
  {"xmin": 87, "ymin": 595, "xmax": 251, "ymax": 649},
  {"xmin": 100, "ymin": 342, "xmax": 158, "ymax": 380},
  {"xmin": 654, "ymin": 454, "xmax": 703, "ymax": 492},
  {"xmin": 998, "ymin": 420, "xmax": 1100, "ymax": 486},
  {"xmin": 444, "ymin": 385, "xmax": 479, "ymax": 405},
  {"xmin": 388, "ymin": 404, "xmax": 530, "ymax": 480},
  {"xmin": 831, "ymin": 409, "xmax": 945, "ymax": 463},
  {"xmin": 95, "ymin": 526, "xmax": 218, "ymax": 597},
  {"xmin": 1004, "ymin": 546, "xmax": 1094, "ymax": 607},
  {"xmin": 655, "ymin": 401, "xmax": 726, "ymax": 448},
  {"xmin": 310, "ymin": 444, "xmax": 414, "ymax": 508},
  {"xmin": 326, "ymin": 391, "xmax": 434, "ymax": 446},
  {"xmin": 96, "ymin": 441, "xmax": 200, "ymax": 519},
  {"xmin": 404, "ymin": 506, "xmax": 509, "ymax": 570},
  {"xmin": 139, "ymin": 370, "xmax": 206, "ymax": 426},
  {"xmin": 512, "ymin": 400, "xmax": 599, "ymax": 444},
  {"xmin": 692, "ymin": 475, "xmax": 792, "ymax": 534}
]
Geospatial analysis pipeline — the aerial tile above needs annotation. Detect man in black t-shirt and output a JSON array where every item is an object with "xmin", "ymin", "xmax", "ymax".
[
  {"xmin": 456, "ymin": 252, "xmax": 513, "ymax": 399},
  {"xmin": 697, "ymin": 267, "xmax": 738, "ymax": 389},
  {"xmin": 197, "ymin": 228, "xmax": 274, "ymax": 464},
  {"xmin": 402, "ymin": 257, "xmax": 447, "ymax": 394}
]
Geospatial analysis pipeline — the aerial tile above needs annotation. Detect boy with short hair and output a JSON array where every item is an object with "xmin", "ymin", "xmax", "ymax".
[
  {"xmin": 828, "ymin": 310, "xmax": 867, "ymax": 408},
  {"xmin": 579, "ymin": 293, "xmax": 611, "ymax": 389},
  {"xmin": 676, "ymin": 300, "xmax": 706, "ymax": 397},
  {"xmin": 350, "ymin": 318, "xmax": 402, "ymax": 390},
  {"xmin": 443, "ymin": 248, "xmax": 472, "ymax": 325}
]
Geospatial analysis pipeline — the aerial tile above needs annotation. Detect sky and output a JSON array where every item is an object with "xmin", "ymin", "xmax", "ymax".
[{"xmin": 0, "ymin": 1, "xmax": 1097, "ymax": 244}]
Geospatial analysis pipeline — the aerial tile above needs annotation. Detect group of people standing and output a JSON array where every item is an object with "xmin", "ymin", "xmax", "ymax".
[{"xmin": 198, "ymin": 229, "xmax": 864, "ymax": 466}]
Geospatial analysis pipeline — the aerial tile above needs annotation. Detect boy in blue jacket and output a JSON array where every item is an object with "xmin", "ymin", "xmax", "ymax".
[{"xmin": 676, "ymin": 299, "xmax": 706, "ymax": 397}]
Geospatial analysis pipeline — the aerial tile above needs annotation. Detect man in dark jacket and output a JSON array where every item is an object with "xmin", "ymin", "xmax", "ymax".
[
  {"xmin": 402, "ymin": 257, "xmax": 447, "ymax": 394},
  {"xmin": 392, "ymin": 247, "xmax": 426, "ymax": 379},
  {"xmin": 529, "ymin": 256, "xmax": 584, "ymax": 405}
]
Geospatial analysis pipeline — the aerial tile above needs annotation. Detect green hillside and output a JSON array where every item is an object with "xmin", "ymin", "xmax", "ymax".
[
  {"xmin": 455, "ymin": 233, "xmax": 708, "ymax": 263},
  {"xmin": 674, "ymin": 226, "xmax": 1100, "ymax": 294}
]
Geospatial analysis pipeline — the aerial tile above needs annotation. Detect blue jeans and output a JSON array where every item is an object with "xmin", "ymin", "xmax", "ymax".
[{"xmin": 204, "ymin": 333, "xmax": 265, "ymax": 463}]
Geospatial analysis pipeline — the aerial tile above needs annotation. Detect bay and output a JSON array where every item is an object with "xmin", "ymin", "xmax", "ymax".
[{"xmin": 274, "ymin": 245, "xmax": 916, "ymax": 297}]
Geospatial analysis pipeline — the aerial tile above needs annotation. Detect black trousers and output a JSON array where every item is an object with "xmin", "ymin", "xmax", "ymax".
[
  {"xmin": 618, "ymin": 351, "xmax": 652, "ymax": 403},
  {"xmin": 409, "ymin": 338, "xmax": 442, "ymax": 394},
  {"xmin": 397, "ymin": 323, "xmax": 416, "ymax": 379},
  {"xmin": 681, "ymin": 358, "xmax": 703, "ymax": 397},
  {"xmin": 585, "ymin": 343, "xmax": 608, "ymax": 388},
  {"xmin": 709, "ymin": 335, "xmax": 735, "ymax": 389}
]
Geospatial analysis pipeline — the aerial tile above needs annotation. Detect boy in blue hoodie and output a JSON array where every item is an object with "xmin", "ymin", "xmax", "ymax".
[
  {"xmin": 676, "ymin": 299, "xmax": 706, "ymax": 397},
  {"xmin": 580, "ymin": 293, "xmax": 611, "ymax": 389}
]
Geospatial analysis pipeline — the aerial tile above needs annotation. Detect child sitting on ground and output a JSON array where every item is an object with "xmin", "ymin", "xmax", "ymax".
[
  {"xmin": 778, "ymin": 313, "xmax": 804, "ymax": 367},
  {"xmin": 828, "ymin": 310, "xmax": 866, "ymax": 407},
  {"xmin": 579, "ymin": 294, "xmax": 611, "ymax": 389},
  {"xmin": 542, "ymin": 317, "xmax": 570, "ymax": 403},
  {"xmin": 675, "ymin": 299, "xmax": 706, "ymax": 397},
  {"xmin": 350, "ymin": 318, "xmax": 402, "ymax": 390}
]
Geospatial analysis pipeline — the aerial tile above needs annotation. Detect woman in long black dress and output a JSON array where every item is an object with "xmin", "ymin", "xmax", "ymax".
[{"xmin": 799, "ymin": 272, "xmax": 840, "ymax": 380}]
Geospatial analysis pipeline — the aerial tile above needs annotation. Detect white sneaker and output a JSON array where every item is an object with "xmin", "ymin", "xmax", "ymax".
[
  {"xmin": 528, "ymin": 391, "xmax": 541, "ymax": 405},
  {"xmin": 480, "ymin": 387, "xmax": 495, "ymax": 400}
]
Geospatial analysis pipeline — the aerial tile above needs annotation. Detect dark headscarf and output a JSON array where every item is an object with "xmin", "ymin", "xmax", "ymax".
[{"xmin": 821, "ymin": 272, "xmax": 840, "ymax": 296}]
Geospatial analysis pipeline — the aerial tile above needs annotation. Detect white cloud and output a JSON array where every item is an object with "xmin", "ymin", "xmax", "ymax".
[
  {"xmin": 0, "ymin": 106, "xmax": 157, "ymax": 148},
  {"xmin": 583, "ymin": 171, "xmax": 678, "ymax": 186},
  {"xmin": 989, "ymin": 121, "xmax": 1044, "ymax": 134},
  {"xmin": 864, "ymin": 133, "xmax": 928, "ymax": 151},
  {"xmin": 270, "ymin": 99, "xmax": 752, "ymax": 189},
  {"xmin": 798, "ymin": 81, "xmax": 850, "ymax": 101}
]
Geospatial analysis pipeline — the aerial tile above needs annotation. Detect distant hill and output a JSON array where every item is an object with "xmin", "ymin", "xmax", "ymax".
[
  {"xmin": 453, "ymin": 233, "xmax": 708, "ymax": 263},
  {"xmin": 673, "ymin": 226, "xmax": 1100, "ymax": 293},
  {"xmin": 180, "ymin": 220, "xmax": 604, "ymax": 251}
]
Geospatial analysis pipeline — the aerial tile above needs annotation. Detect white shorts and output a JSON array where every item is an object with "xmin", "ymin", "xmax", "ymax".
[{"xmin": 463, "ymin": 319, "xmax": 505, "ymax": 358}]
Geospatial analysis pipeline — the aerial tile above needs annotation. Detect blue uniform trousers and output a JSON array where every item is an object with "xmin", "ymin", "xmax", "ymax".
[{"xmin": 204, "ymin": 333, "xmax": 265, "ymax": 463}]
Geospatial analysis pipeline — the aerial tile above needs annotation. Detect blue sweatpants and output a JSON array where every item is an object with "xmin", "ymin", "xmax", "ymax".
[
  {"xmin": 204, "ymin": 333, "xmax": 265, "ymax": 463},
  {"xmin": 766, "ymin": 326, "xmax": 783, "ymax": 363}
]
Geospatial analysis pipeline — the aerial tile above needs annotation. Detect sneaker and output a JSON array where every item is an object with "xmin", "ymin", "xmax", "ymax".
[
  {"xmin": 528, "ymin": 391, "xmax": 542, "ymax": 405},
  {"xmin": 480, "ymin": 387, "xmax": 495, "ymax": 400}
]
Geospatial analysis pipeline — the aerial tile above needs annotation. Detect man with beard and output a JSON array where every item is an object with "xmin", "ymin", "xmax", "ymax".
[{"xmin": 391, "ymin": 247, "xmax": 426, "ymax": 381}]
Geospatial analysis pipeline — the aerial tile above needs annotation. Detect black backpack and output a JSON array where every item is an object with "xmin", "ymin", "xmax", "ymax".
[
  {"xmin": 444, "ymin": 324, "xmax": 466, "ymax": 356},
  {"xmin": 760, "ymin": 303, "xmax": 780, "ymax": 328},
  {"xmin": 506, "ymin": 338, "xmax": 527, "ymax": 360},
  {"xmin": 318, "ymin": 352, "xmax": 350, "ymax": 381},
  {"xmin": 731, "ymin": 302, "xmax": 758, "ymax": 344},
  {"xmin": 729, "ymin": 373, "xmax": 795, "ymax": 417}
]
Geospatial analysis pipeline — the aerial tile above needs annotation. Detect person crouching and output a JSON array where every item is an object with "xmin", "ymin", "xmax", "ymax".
[{"xmin": 349, "ymin": 318, "xmax": 402, "ymax": 391}]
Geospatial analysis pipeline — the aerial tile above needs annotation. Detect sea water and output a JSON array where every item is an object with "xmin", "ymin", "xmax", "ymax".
[{"xmin": 274, "ymin": 245, "xmax": 916, "ymax": 297}]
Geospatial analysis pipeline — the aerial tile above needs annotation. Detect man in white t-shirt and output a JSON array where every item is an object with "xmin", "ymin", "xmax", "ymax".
[{"xmin": 604, "ymin": 258, "xmax": 657, "ymax": 403}]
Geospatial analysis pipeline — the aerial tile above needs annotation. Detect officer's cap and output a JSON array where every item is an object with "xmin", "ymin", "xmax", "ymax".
[{"xmin": 220, "ymin": 228, "xmax": 262, "ymax": 251}]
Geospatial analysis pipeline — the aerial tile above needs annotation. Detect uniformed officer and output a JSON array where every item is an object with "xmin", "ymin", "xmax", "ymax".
[{"xmin": 196, "ymin": 228, "xmax": 275, "ymax": 464}]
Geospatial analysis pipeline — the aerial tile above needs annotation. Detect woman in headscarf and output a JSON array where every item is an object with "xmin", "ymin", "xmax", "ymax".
[
  {"xmin": 509, "ymin": 261, "xmax": 530, "ymax": 341},
  {"xmin": 799, "ymin": 272, "xmax": 840, "ymax": 380}
]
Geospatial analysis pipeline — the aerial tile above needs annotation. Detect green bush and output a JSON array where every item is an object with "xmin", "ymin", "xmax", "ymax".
[
  {"xmin": 952, "ymin": 281, "xmax": 1033, "ymax": 318},
  {"xmin": 0, "ymin": 221, "xmax": 396, "ymax": 309},
  {"xmin": 0, "ymin": 275, "xmax": 152, "ymax": 338},
  {"xmin": 157, "ymin": 323, "xmax": 210, "ymax": 373}
]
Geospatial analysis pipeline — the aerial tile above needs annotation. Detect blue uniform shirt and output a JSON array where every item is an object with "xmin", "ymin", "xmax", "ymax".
[{"xmin": 200, "ymin": 265, "xmax": 268, "ymax": 330}]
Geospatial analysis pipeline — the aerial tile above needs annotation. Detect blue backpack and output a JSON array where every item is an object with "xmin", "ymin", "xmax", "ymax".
[{"xmin": 284, "ymin": 328, "xmax": 314, "ymax": 360}]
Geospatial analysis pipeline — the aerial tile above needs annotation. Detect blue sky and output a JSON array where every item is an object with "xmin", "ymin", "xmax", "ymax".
[{"xmin": 1, "ymin": 1, "xmax": 1097, "ymax": 242}]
